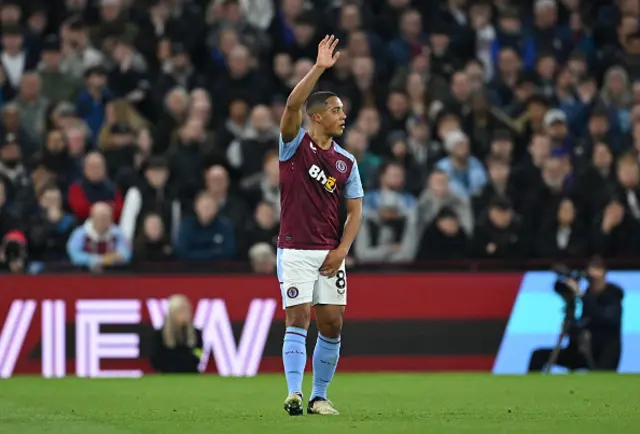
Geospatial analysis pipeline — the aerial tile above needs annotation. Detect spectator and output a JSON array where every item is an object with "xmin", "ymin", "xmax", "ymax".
[
  {"xmin": 59, "ymin": 17, "xmax": 105, "ymax": 80},
  {"xmin": 26, "ymin": 184, "xmax": 74, "ymax": 262},
  {"xmin": 343, "ymin": 127, "xmax": 381, "ymax": 191},
  {"xmin": 363, "ymin": 162, "xmax": 415, "ymax": 217},
  {"xmin": 38, "ymin": 34, "xmax": 82, "ymax": 104},
  {"xmin": 203, "ymin": 164, "xmax": 250, "ymax": 240},
  {"xmin": 473, "ymin": 157, "xmax": 516, "ymax": 218},
  {"xmin": 227, "ymin": 104, "xmax": 279, "ymax": 180},
  {"xmin": 215, "ymin": 98, "xmax": 249, "ymax": 152},
  {"xmin": 1, "ymin": 102, "xmax": 34, "ymax": 157},
  {"xmin": 101, "ymin": 123, "xmax": 137, "ymax": 181},
  {"xmin": 0, "ymin": 179, "xmax": 17, "ymax": 239},
  {"xmin": 535, "ymin": 197, "xmax": 589, "ymax": 259},
  {"xmin": 156, "ymin": 43, "xmax": 204, "ymax": 101},
  {"xmin": 120, "ymin": 156, "xmax": 179, "ymax": 244},
  {"xmin": 242, "ymin": 151, "xmax": 280, "ymax": 219},
  {"xmin": 436, "ymin": 130, "xmax": 488, "ymax": 199},
  {"xmin": 415, "ymin": 207, "xmax": 470, "ymax": 261},
  {"xmin": 0, "ymin": 134, "xmax": 30, "ymax": 203},
  {"xmin": 90, "ymin": 0, "xmax": 138, "ymax": 51},
  {"xmin": 149, "ymin": 294, "xmax": 203, "ymax": 374},
  {"xmin": 66, "ymin": 201, "xmax": 132, "ymax": 271},
  {"xmin": 574, "ymin": 142, "xmax": 617, "ymax": 219},
  {"xmin": 600, "ymin": 65, "xmax": 632, "ymax": 134},
  {"xmin": 154, "ymin": 86, "xmax": 190, "ymax": 154},
  {"xmin": 0, "ymin": 24, "xmax": 38, "ymax": 98},
  {"xmin": 133, "ymin": 212, "xmax": 173, "ymax": 262},
  {"xmin": 473, "ymin": 196, "xmax": 525, "ymax": 259},
  {"xmin": 68, "ymin": 152, "xmax": 123, "ymax": 222},
  {"xmin": 387, "ymin": 9, "xmax": 426, "ymax": 67},
  {"xmin": 15, "ymin": 72, "xmax": 49, "ymax": 149},
  {"xmin": 415, "ymin": 169, "xmax": 474, "ymax": 236},
  {"xmin": 0, "ymin": 229, "xmax": 27, "ymax": 274},
  {"xmin": 248, "ymin": 242, "xmax": 277, "ymax": 274},
  {"xmin": 387, "ymin": 132, "xmax": 425, "ymax": 196},
  {"xmin": 176, "ymin": 192, "xmax": 235, "ymax": 261},
  {"xmin": 76, "ymin": 65, "xmax": 113, "ymax": 143},
  {"xmin": 245, "ymin": 201, "xmax": 279, "ymax": 258}
]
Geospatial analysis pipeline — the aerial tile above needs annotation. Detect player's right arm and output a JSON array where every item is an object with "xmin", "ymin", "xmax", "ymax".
[{"xmin": 280, "ymin": 35, "xmax": 340, "ymax": 159}]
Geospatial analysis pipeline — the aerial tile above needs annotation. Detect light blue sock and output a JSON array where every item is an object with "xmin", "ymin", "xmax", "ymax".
[
  {"xmin": 282, "ymin": 327, "xmax": 307, "ymax": 395},
  {"xmin": 311, "ymin": 333, "xmax": 341, "ymax": 400}
]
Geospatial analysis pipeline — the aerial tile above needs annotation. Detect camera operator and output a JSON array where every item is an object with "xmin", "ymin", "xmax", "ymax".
[{"xmin": 528, "ymin": 257, "xmax": 624, "ymax": 372}]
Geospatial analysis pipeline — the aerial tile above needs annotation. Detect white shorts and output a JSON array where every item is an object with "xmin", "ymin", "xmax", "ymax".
[{"xmin": 277, "ymin": 248, "xmax": 347, "ymax": 309}]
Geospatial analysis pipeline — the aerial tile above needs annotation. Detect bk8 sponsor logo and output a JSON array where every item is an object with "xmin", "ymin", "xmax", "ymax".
[{"xmin": 308, "ymin": 164, "xmax": 337, "ymax": 193}]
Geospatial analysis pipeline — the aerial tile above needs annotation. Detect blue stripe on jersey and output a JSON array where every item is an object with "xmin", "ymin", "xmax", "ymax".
[{"xmin": 334, "ymin": 144, "xmax": 364, "ymax": 199}]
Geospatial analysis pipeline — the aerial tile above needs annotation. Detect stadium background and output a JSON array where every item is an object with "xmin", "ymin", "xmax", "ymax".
[{"xmin": 0, "ymin": 0, "xmax": 639, "ymax": 377}]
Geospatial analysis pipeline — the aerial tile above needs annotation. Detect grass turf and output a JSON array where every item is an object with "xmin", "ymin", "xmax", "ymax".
[{"xmin": 0, "ymin": 374, "xmax": 639, "ymax": 433}]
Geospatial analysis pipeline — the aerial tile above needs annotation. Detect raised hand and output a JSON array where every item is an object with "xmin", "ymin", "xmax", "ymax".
[{"xmin": 316, "ymin": 35, "xmax": 340, "ymax": 70}]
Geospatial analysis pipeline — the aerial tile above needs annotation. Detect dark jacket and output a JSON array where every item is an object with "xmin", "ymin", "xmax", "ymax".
[
  {"xmin": 176, "ymin": 215, "xmax": 236, "ymax": 261},
  {"xmin": 149, "ymin": 327, "xmax": 204, "ymax": 373},
  {"xmin": 26, "ymin": 210, "xmax": 75, "ymax": 261},
  {"xmin": 415, "ymin": 221, "xmax": 469, "ymax": 261}
]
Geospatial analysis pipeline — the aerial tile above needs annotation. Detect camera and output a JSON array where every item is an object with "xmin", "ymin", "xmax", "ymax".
[{"xmin": 551, "ymin": 264, "xmax": 586, "ymax": 317}]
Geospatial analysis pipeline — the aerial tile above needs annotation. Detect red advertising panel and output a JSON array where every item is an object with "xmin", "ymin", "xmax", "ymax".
[{"xmin": 0, "ymin": 274, "xmax": 522, "ymax": 377}]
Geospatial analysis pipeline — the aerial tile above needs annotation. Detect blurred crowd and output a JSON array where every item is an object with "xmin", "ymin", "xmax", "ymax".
[{"xmin": 0, "ymin": 0, "xmax": 639, "ymax": 274}]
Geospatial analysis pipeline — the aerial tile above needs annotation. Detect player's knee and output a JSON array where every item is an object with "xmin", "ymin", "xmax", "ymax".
[
  {"xmin": 285, "ymin": 305, "xmax": 311, "ymax": 330},
  {"xmin": 317, "ymin": 315, "xmax": 343, "ymax": 339}
]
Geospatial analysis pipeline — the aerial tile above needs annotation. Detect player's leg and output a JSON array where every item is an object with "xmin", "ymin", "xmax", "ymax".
[
  {"xmin": 282, "ymin": 303, "xmax": 311, "ymax": 415},
  {"xmin": 308, "ymin": 260, "xmax": 347, "ymax": 415},
  {"xmin": 278, "ymin": 248, "xmax": 317, "ymax": 416}
]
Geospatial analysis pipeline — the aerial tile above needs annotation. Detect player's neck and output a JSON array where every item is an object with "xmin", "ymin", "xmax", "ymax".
[{"xmin": 309, "ymin": 128, "xmax": 333, "ymax": 150}]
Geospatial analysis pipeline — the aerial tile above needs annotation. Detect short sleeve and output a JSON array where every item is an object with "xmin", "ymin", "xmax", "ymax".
[
  {"xmin": 279, "ymin": 128, "xmax": 305, "ymax": 161},
  {"xmin": 344, "ymin": 161, "xmax": 364, "ymax": 199}
]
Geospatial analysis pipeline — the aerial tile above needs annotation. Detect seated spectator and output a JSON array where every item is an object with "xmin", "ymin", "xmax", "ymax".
[
  {"xmin": 0, "ymin": 179, "xmax": 17, "ymax": 239},
  {"xmin": 68, "ymin": 152, "xmax": 124, "ymax": 222},
  {"xmin": 355, "ymin": 190, "xmax": 416, "ymax": 263},
  {"xmin": 387, "ymin": 132, "xmax": 426, "ymax": 197},
  {"xmin": 26, "ymin": 184, "xmax": 74, "ymax": 262},
  {"xmin": 343, "ymin": 127, "xmax": 381, "ymax": 192},
  {"xmin": 535, "ymin": 198, "xmax": 589, "ymax": 259},
  {"xmin": 416, "ymin": 169, "xmax": 474, "ymax": 236},
  {"xmin": 101, "ymin": 124, "xmax": 138, "ymax": 181},
  {"xmin": 0, "ymin": 229, "xmax": 27, "ymax": 274},
  {"xmin": 76, "ymin": 65, "xmax": 113, "ymax": 143},
  {"xmin": 39, "ymin": 129, "xmax": 83, "ymax": 193},
  {"xmin": 245, "ymin": 201, "xmax": 279, "ymax": 257},
  {"xmin": 248, "ymin": 242, "xmax": 277, "ymax": 275},
  {"xmin": 473, "ymin": 157, "xmax": 516, "ymax": 217},
  {"xmin": 215, "ymin": 98, "xmax": 250, "ymax": 152},
  {"xmin": 203, "ymin": 164, "xmax": 251, "ymax": 238},
  {"xmin": 15, "ymin": 72, "xmax": 49, "ymax": 150},
  {"xmin": 363, "ymin": 162, "xmax": 415, "ymax": 217},
  {"xmin": 150, "ymin": 294, "xmax": 203, "ymax": 374},
  {"xmin": 66, "ymin": 202, "xmax": 132, "ymax": 271},
  {"xmin": 176, "ymin": 192, "xmax": 235, "ymax": 261},
  {"xmin": 574, "ymin": 142, "xmax": 617, "ymax": 220},
  {"xmin": 436, "ymin": 130, "xmax": 488, "ymax": 199},
  {"xmin": 133, "ymin": 213, "xmax": 173, "ymax": 262},
  {"xmin": 415, "ymin": 208, "xmax": 470, "ymax": 261},
  {"xmin": 593, "ymin": 155, "xmax": 640, "ymax": 257},
  {"xmin": 473, "ymin": 197, "xmax": 524, "ymax": 259},
  {"xmin": 241, "ymin": 150, "xmax": 281, "ymax": 216},
  {"xmin": 120, "ymin": 156, "xmax": 180, "ymax": 244},
  {"xmin": 227, "ymin": 104, "xmax": 279, "ymax": 181},
  {"xmin": 38, "ymin": 34, "xmax": 82, "ymax": 104},
  {"xmin": 0, "ymin": 134, "xmax": 30, "ymax": 203}
]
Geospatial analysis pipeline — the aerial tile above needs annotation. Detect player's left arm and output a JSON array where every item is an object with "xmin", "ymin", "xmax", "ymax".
[
  {"xmin": 320, "ymin": 162, "xmax": 364, "ymax": 277},
  {"xmin": 339, "ymin": 162, "xmax": 364, "ymax": 252}
]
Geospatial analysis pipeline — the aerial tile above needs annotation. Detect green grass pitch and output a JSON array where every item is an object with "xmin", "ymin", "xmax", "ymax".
[{"xmin": 1, "ymin": 374, "xmax": 639, "ymax": 433}]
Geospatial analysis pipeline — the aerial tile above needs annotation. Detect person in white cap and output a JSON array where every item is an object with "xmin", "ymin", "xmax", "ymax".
[
  {"xmin": 435, "ymin": 130, "xmax": 488, "ymax": 199},
  {"xmin": 543, "ymin": 108, "xmax": 571, "ymax": 149}
]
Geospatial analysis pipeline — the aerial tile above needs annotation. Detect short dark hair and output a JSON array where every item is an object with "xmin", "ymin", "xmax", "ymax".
[{"xmin": 305, "ymin": 91, "xmax": 337, "ymax": 115}]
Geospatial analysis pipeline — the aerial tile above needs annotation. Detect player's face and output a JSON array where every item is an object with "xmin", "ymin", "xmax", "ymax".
[{"xmin": 320, "ymin": 96, "xmax": 347, "ymax": 137}]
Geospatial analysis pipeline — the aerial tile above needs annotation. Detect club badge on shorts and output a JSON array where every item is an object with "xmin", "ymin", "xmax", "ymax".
[{"xmin": 287, "ymin": 287, "xmax": 299, "ymax": 299}]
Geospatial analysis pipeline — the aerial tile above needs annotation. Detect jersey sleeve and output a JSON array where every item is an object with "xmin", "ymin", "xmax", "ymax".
[
  {"xmin": 279, "ymin": 128, "xmax": 305, "ymax": 161},
  {"xmin": 344, "ymin": 161, "xmax": 364, "ymax": 199}
]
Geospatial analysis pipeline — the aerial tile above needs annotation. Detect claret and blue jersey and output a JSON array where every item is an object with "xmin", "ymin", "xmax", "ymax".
[{"xmin": 278, "ymin": 128, "xmax": 364, "ymax": 251}]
